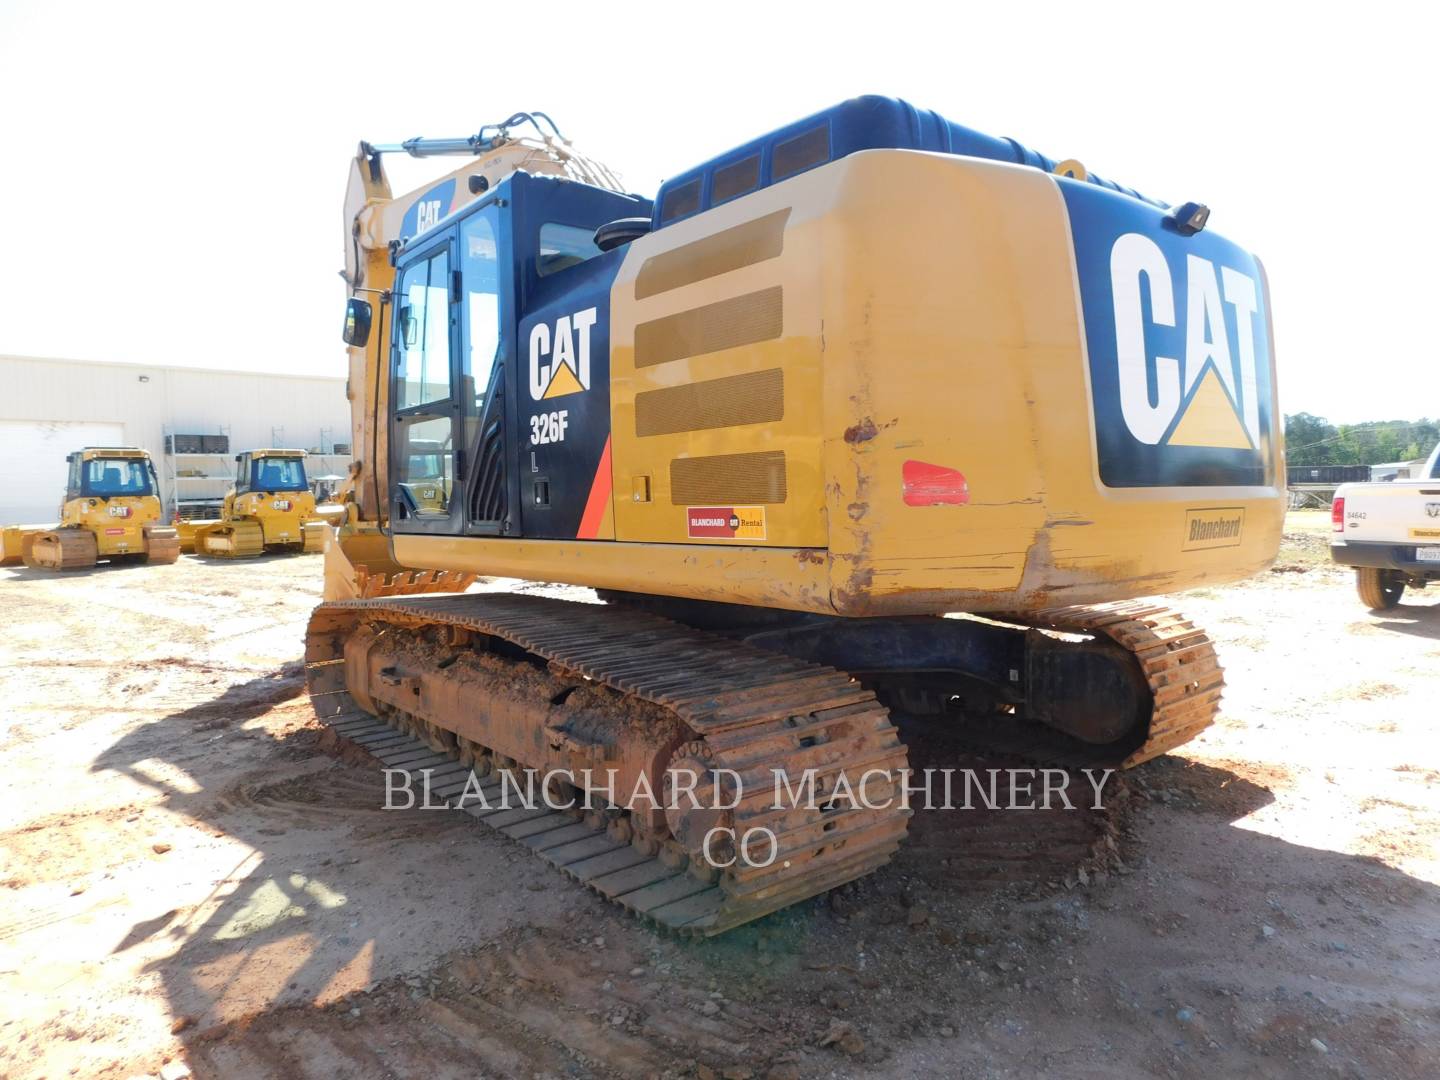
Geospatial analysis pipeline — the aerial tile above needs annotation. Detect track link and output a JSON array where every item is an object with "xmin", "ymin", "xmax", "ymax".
[
  {"xmin": 305, "ymin": 594, "xmax": 910, "ymax": 935},
  {"xmin": 144, "ymin": 524, "xmax": 181, "ymax": 564},
  {"xmin": 22, "ymin": 529, "xmax": 97, "ymax": 570},
  {"xmin": 197, "ymin": 520, "xmax": 265, "ymax": 558},
  {"xmin": 991, "ymin": 599, "xmax": 1225, "ymax": 768}
]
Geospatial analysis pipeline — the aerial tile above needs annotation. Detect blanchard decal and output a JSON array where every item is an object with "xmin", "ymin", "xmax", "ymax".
[
  {"xmin": 1410, "ymin": 526, "xmax": 1440, "ymax": 540},
  {"xmin": 687, "ymin": 506, "xmax": 766, "ymax": 541},
  {"xmin": 529, "ymin": 307, "xmax": 597, "ymax": 401},
  {"xmin": 1182, "ymin": 507, "xmax": 1245, "ymax": 551},
  {"xmin": 1063, "ymin": 183, "xmax": 1275, "ymax": 488}
]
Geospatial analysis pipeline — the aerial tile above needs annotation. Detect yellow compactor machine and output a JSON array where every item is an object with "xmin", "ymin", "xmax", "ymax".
[
  {"xmin": 2, "ymin": 448, "xmax": 180, "ymax": 570},
  {"xmin": 182, "ymin": 450, "xmax": 327, "ymax": 557},
  {"xmin": 308, "ymin": 100, "xmax": 1285, "ymax": 934}
]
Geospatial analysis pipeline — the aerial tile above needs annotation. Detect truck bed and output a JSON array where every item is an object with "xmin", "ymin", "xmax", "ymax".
[{"xmin": 1330, "ymin": 445, "xmax": 1440, "ymax": 575}]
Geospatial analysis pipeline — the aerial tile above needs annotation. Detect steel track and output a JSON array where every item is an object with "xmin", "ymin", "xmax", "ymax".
[
  {"xmin": 305, "ymin": 593, "xmax": 911, "ymax": 935},
  {"xmin": 994, "ymin": 600, "xmax": 1225, "ymax": 768}
]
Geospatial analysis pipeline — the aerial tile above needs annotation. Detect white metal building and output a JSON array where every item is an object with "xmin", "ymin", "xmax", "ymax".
[
  {"xmin": 1369, "ymin": 459, "xmax": 1431, "ymax": 482},
  {"xmin": 0, "ymin": 355, "xmax": 351, "ymax": 523}
]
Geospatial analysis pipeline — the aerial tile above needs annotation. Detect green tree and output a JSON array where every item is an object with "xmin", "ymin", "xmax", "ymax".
[
  {"xmin": 1284, "ymin": 412, "xmax": 1337, "ymax": 466},
  {"xmin": 1284, "ymin": 415, "xmax": 1438, "ymax": 468}
]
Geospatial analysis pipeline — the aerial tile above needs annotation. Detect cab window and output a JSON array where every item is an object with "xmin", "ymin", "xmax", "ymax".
[
  {"xmin": 251, "ymin": 458, "xmax": 308, "ymax": 492},
  {"xmin": 463, "ymin": 213, "xmax": 500, "ymax": 411},
  {"xmin": 408, "ymin": 450, "xmax": 443, "ymax": 480},
  {"xmin": 537, "ymin": 223, "xmax": 600, "ymax": 277},
  {"xmin": 395, "ymin": 249, "xmax": 452, "ymax": 409},
  {"xmin": 83, "ymin": 459, "xmax": 152, "ymax": 496},
  {"xmin": 397, "ymin": 418, "xmax": 454, "ymax": 519}
]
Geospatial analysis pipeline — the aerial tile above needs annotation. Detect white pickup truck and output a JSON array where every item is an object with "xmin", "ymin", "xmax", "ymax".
[{"xmin": 1331, "ymin": 442, "xmax": 1440, "ymax": 609}]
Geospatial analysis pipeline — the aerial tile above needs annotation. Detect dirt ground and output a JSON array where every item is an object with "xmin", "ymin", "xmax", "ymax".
[{"xmin": 2, "ymin": 510, "xmax": 1437, "ymax": 1079}]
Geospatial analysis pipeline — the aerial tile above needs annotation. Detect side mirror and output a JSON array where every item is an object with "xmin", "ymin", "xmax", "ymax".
[{"xmin": 343, "ymin": 297, "xmax": 373, "ymax": 347}]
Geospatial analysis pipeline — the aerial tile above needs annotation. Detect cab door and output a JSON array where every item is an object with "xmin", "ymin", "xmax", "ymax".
[
  {"xmin": 390, "ymin": 233, "xmax": 464, "ymax": 536},
  {"xmin": 458, "ymin": 202, "xmax": 516, "ymax": 536},
  {"xmin": 234, "ymin": 453, "xmax": 252, "ymax": 495}
]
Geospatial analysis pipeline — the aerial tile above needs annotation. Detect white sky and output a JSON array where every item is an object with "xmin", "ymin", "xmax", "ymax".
[{"xmin": 0, "ymin": 0, "xmax": 1432, "ymax": 424}]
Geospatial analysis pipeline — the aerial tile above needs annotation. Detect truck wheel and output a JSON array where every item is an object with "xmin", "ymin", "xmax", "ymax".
[{"xmin": 1356, "ymin": 567, "xmax": 1405, "ymax": 611}]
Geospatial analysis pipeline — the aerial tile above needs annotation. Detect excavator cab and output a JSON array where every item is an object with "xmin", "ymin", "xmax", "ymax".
[{"xmin": 383, "ymin": 173, "xmax": 646, "ymax": 543}]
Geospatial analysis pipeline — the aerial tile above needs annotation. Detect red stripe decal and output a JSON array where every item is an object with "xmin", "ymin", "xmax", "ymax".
[{"xmin": 576, "ymin": 435, "xmax": 613, "ymax": 539}]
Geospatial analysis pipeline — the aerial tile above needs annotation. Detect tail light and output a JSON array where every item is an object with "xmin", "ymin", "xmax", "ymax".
[{"xmin": 1332, "ymin": 496, "xmax": 1345, "ymax": 532}]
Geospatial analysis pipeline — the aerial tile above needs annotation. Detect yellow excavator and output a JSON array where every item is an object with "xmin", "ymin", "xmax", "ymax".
[
  {"xmin": 181, "ymin": 450, "xmax": 327, "ymax": 557},
  {"xmin": 4, "ymin": 448, "xmax": 180, "ymax": 570},
  {"xmin": 308, "ymin": 100, "xmax": 1284, "ymax": 934}
]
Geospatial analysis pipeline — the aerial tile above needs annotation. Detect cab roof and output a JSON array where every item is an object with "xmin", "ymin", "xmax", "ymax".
[
  {"xmin": 75, "ymin": 446, "xmax": 150, "ymax": 461},
  {"xmin": 651, "ymin": 94, "xmax": 1161, "ymax": 231}
]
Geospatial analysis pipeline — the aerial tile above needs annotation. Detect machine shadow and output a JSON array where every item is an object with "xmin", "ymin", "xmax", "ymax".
[
  {"xmin": 4, "ymin": 559, "xmax": 155, "ymax": 580},
  {"xmin": 90, "ymin": 670, "xmax": 480, "ymax": 1050},
  {"xmin": 89, "ymin": 676, "xmax": 1440, "ymax": 1078},
  {"xmin": 1366, "ymin": 600, "xmax": 1440, "ymax": 641},
  {"xmin": 184, "ymin": 550, "xmax": 319, "ymax": 567}
]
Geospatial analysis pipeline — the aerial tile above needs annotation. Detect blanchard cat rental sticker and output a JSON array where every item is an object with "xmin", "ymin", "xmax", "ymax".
[{"xmin": 687, "ymin": 506, "xmax": 766, "ymax": 540}]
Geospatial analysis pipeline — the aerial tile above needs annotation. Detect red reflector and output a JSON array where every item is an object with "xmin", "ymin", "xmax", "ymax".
[
  {"xmin": 1332, "ymin": 496, "xmax": 1345, "ymax": 532},
  {"xmin": 902, "ymin": 460, "xmax": 970, "ymax": 506}
]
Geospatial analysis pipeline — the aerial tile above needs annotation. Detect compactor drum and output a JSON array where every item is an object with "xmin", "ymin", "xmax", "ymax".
[
  {"xmin": 189, "ymin": 450, "xmax": 328, "ymax": 558},
  {"xmin": 12, "ymin": 448, "xmax": 179, "ymax": 571},
  {"xmin": 308, "ymin": 99, "xmax": 1285, "ymax": 932}
]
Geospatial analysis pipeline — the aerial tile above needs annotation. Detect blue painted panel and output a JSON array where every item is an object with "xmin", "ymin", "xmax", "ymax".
[
  {"xmin": 1062, "ymin": 180, "xmax": 1275, "ymax": 489},
  {"xmin": 653, "ymin": 94, "xmax": 1160, "ymax": 229},
  {"xmin": 509, "ymin": 174, "xmax": 646, "ymax": 538}
]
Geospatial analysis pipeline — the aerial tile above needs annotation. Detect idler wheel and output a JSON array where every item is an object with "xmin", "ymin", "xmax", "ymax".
[{"xmin": 663, "ymin": 740, "xmax": 736, "ymax": 860}]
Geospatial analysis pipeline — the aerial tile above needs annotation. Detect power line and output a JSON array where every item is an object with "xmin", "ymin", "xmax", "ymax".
[{"xmin": 1286, "ymin": 422, "xmax": 1435, "ymax": 455}]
